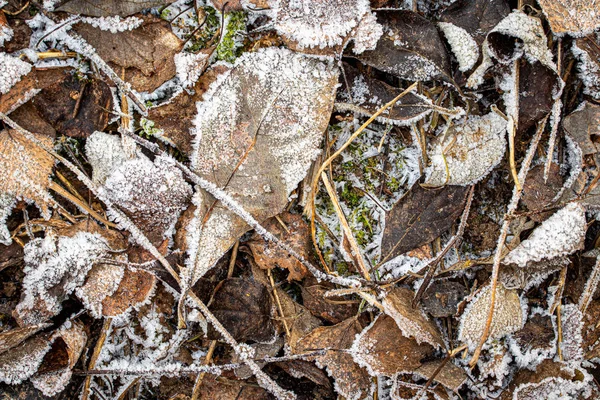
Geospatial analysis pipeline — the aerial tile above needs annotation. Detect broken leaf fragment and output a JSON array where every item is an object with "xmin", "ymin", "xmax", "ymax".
[{"xmin": 425, "ymin": 112, "xmax": 507, "ymax": 186}]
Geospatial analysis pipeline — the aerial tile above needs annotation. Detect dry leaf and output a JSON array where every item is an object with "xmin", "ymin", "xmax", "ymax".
[
  {"xmin": 537, "ymin": 0, "xmax": 600, "ymax": 37},
  {"xmin": 421, "ymin": 280, "xmax": 468, "ymax": 318},
  {"xmin": 0, "ymin": 129, "xmax": 54, "ymax": 218},
  {"xmin": 295, "ymin": 317, "xmax": 374, "ymax": 400},
  {"xmin": 425, "ymin": 112, "xmax": 507, "ymax": 186},
  {"xmin": 0, "ymin": 334, "xmax": 52, "ymax": 385},
  {"xmin": 57, "ymin": 0, "xmax": 175, "ymax": 17},
  {"xmin": 458, "ymin": 283, "xmax": 524, "ymax": 349},
  {"xmin": 562, "ymin": 101, "xmax": 600, "ymax": 155},
  {"xmin": 572, "ymin": 34, "xmax": 600, "ymax": 99},
  {"xmin": 351, "ymin": 314, "xmax": 435, "ymax": 376},
  {"xmin": 382, "ymin": 287, "xmax": 445, "ymax": 349},
  {"xmin": 0, "ymin": 323, "xmax": 50, "ymax": 355},
  {"xmin": 274, "ymin": 286, "xmax": 322, "ymax": 348},
  {"xmin": 521, "ymin": 163, "xmax": 564, "ymax": 222},
  {"xmin": 101, "ymin": 268, "xmax": 157, "ymax": 317},
  {"xmin": 301, "ymin": 283, "xmax": 359, "ymax": 324},
  {"xmin": 415, "ymin": 360, "xmax": 467, "ymax": 393},
  {"xmin": 75, "ymin": 261, "xmax": 125, "ymax": 318},
  {"xmin": 503, "ymin": 203, "xmax": 586, "ymax": 267},
  {"xmin": 183, "ymin": 47, "xmax": 338, "ymax": 289}
]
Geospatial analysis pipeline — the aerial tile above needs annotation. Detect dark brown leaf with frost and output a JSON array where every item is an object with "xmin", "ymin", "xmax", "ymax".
[
  {"xmin": 301, "ymin": 283, "xmax": 359, "ymax": 324},
  {"xmin": 101, "ymin": 268, "xmax": 157, "ymax": 317},
  {"xmin": 0, "ymin": 323, "xmax": 50, "ymax": 355},
  {"xmin": 439, "ymin": 0, "xmax": 510, "ymax": 44},
  {"xmin": 421, "ymin": 280, "xmax": 468, "ymax": 318}
]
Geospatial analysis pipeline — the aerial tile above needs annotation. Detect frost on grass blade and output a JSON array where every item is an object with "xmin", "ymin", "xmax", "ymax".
[
  {"xmin": 0, "ymin": 52, "xmax": 32, "ymax": 94},
  {"xmin": 458, "ymin": 284, "xmax": 524, "ymax": 350},
  {"xmin": 185, "ymin": 47, "xmax": 338, "ymax": 287},
  {"xmin": 503, "ymin": 203, "xmax": 586, "ymax": 268},
  {"xmin": 424, "ymin": 112, "xmax": 507, "ymax": 186}
]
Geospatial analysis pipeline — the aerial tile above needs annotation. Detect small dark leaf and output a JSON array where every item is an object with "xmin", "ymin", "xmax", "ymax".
[
  {"xmin": 516, "ymin": 60, "xmax": 557, "ymax": 133},
  {"xmin": 440, "ymin": 0, "xmax": 510, "ymax": 44},
  {"xmin": 562, "ymin": 101, "xmax": 600, "ymax": 155},
  {"xmin": 381, "ymin": 184, "xmax": 468, "ymax": 263},
  {"xmin": 301, "ymin": 283, "xmax": 359, "ymax": 324},
  {"xmin": 421, "ymin": 280, "xmax": 468, "ymax": 318},
  {"xmin": 521, "ymin": 163, "xmax": 564, "ymax": 222}
]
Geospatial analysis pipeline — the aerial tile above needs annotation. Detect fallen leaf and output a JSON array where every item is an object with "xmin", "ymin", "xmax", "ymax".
[
  {"xmin": 503, "ymin": 203, "xmax": 586, "ymax": 267},
  {"xmin": 521, "ymin": 163, "xmax": 564, "ymax": 222},
  {"xmin": 75, "ymin": 15, "xmax": 182, "ymax": 92},
  {"xmin": 350, "ymin": 314, "xmax": 435, "ymax": 376},
  {"xmin": 75, "ymin": 261, "xmax": 125, "ymax": 318},
  {"xmin": 381, "ymin": 287, "xmax": 445, "ymax": 349},
  {"xmin": 207, "ymin": 278, "xmax": 276, "ymax": 343},
  {"xmin": 0, "ymin": 129, "xmax": 54, "ymax": 219},
  {"xmin": 232, "ymin": 337, "xmax": 284, "ymax": 379},
  {"xmin": 274, "ymin": 360, "xmax": 333, "ymax": 390},
  {"xmin": 357, "ymin": 10, "xmax": 452, "ymax": 82},
  {"xmin": 183, "ymin": 47, "xmax": 337, "ymax": 288},
  {"xmin": 57, "ymin": 0, "xmax": 175, "ymax": 17},
  {"xmin": 192, "ymin": 374, "xmax": 271, "ymax": 400},
  {"xmin": 248, "ymin": 212, "xmax": 312, "ymax": 281},
  {"xmin": 562, "ymin": 101, "xmax": 600, "ymax": 155},
  {"xmin": 0, "ymin": 334, "xmax": 52, "ymax": 385},
  {"xmin": 381, "ymin": 184, "xmax": 469, "ymax": 263},
  {"xmin": 415, "ymin": 360, "xmax": 467, "ymax": 393},
  {"xmin": 510, "ymin": 312, "xmax": 556, "ymax": 369},
  {"xmin": 458, "ymin": 283, "xmax": 524, "ymax": 349},
  {"xmin": 301, "ymin": 283, "xmax": 359, "ymax": 324},
  {"xmin": 536, "ymin": 0, "xmax": 600, "ymax": 36},
  {"xmin": 0, "ymin": 323, "xmax": 50, "ymax": 355},
  {"xmin": 572, "ymin": 34, "xmax": 600, "ymax": 99},
  {"xmin": 421, "ymin": 280, "xmax": 468, "ymax": 318},
  {"xmin": 101, "ymin": 268, "xmax": 157, "ymax": 317},
  {"xmin": 295, "ymin": 317, "xmax": 374, "ymax": 400},
  {"xmin": 274, "ymin": 286, "xmax": 322, "ymax": 348},
  {"xmin": 425, "ymin": 112, "xmax": 507, "ymax": 186},
  {"xmin": 0, "ymin": 52, "xmax": 31, "ymax": 95}
]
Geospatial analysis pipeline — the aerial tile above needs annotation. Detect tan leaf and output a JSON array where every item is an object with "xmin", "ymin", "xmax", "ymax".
[
  {"xmin": 0, "ymin": 323, "xmax": 50, "ymax": 355},
  {"xmin": 415, "ymin": 360, "xmax": 467, "ymax": 393},
  {"xmin": 0, "ymin": 334, "xmax": 52, "ymax": 385},
  {"xmin": 458, "ymin": 284, "xmax": 524, "ymax": 349},
  {"xmin": 382, "ymin": 287, "xmax": 445, "ymax": 349},
  {"xmin": 101, "ymin": 268, "xmax": 157, "ymax": 317},
  {"xmin": 75, "ymin": 261, "xmax": 125, "ymax": 318},
  {"xmin": 295, "ymin": 317, "xmax": 374, "ymax": 400},
  {"xmin": 351, "ymin": 314, "xmax": 435, "ymax": 376},
  {"xmin": 537, "ymin": 0, "xmax": 600, "ymax": 36},
  {"xmin": 0, "ymin": 129, "xmax": 54, "ymax": 218}
]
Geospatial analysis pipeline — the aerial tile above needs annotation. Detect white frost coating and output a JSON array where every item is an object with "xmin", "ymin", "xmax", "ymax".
[
  {"xmin": 351, "ymin": 12, "xmax": 384, "ymax": 54},
  {"xmin": 270, "ymin": 0, "xmax": 376, "ymax": 50},
  {"xmin": 438, "ymin": 22, "xmax": 479, "ymax": 72},
  {"xmin": 174, "ymin": 52, "xmax": 209, "ymax": 88},
  {"xmin": 512, "ymin": 370, "xmax": 595, "ymax": 400},
  {"xmin": 0, "ymin": 23, "xmax": 13, "ymax": 47},
  {"xmin": 0, "ymin": 52, "xmax": 32, "ymax": 94},
  {"xmin": 0, "ymin": 192, "xmax": 15, "ymax": 245},
  {"xmin": 560, "ymin": 304, "xmax": 584, "ymax": 365},
  {"xmin": 16, "ymin": 231, "xmax": 108, "ymax": 324},
  {"xmin": 85, "ymin": 131, "xmax": 128, "ymax": 185},
  {"xmin": 425, "ymin": 112, "xmax": 507, "ymax": 186},
  {"xmin": 31, "ymin": 368, "xmax": 72, "ymax": 397},
  {"xmin": 80, "ymin": 16, "xmax": 144, "ymax": 33},
  {"xmin": 572, "ymin": 39, "xmax": 600, "ymax": 100},
  {"xmin": 42, "ymin": 0, "xmax": 59, "ymax": 10},
  {"xmin": 0, "ymin": 337, "xmax": 54, "ymax": 384},
  {"xmin": 503, "ymin": 203, "xmax": 586, "ymax": 268}
]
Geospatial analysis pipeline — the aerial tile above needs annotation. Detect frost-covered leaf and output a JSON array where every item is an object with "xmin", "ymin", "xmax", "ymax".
[
  {"xmin": 458, "ymin": 284, "xmax": 524, "ymax": 349},
  {"xmin": 358, "ymin": 10, "xmax": 452, "ymax": 82},
  {"xmin": 248, "ymin": 212, "xmax": 311, "ymax": 281},
  {"xmin": 560, "ymin": 304, "xmax": 584, "ymax": 364},
  {"xmin": 0, "ymin": 52, "xmax": 31, "ymax": 95},
  {"xmin": 0, "ymin": 334, "xmax": 52, "ymax": 384},
  {"xmin": 415, "ymin": 360, "xmax": 467, "ymax": 393},
  {"xmin": 509, "ymin": 311, "xmax": 556, "ymax": 369},
  {"xmin": 184, "ymin": 47, "xmax": 337, "ymax": 287},
  {"xmin": 562, "ymin": 101, "xmax": 600, "ymax": 155},
  {"xmin": 74, "ymin": 15, "xmax": 182, "ymax": 92},
  {"xmin": 536, "ymin": 0, "xmax": 600, "ymax": 37},
  {"xmin": 381, "ymin": 184, "xmax": 469, "ymax": 263},
  {"xmin": 421, "ymin": 280, "xmax": 468, "ymax": 318},
  {"xmin": 232, "ymin": 337, "xmax": 284, "ymax": 379},
  {"xmin": 424, "ymin": 112, "xmax": 507, "ymax": 186},
  {"xmin": 270, "ymin": 0, "xmax": 382, "ymax": 55},
  {"xmin": 301, "ymin": 283, "xmax": 358, "ymax": 324},
  {"xmin": 295, "ymin": 317, "xmax": 374, "ymax": 400},
  {"xmin": 0, "ymin": 192, "xmax": 15, "ymax": 245},
  {"xmin": 350, "ymin": 314, "xmax": 435, "ymax": 376},
  {"xmin": 14, "ymin": 229, "xmax": 109, "ymax": 325},
  {"xmin": 0, "ymin": 323, "xmax": 50, "ymax": 354},
  {"xmin": 174, "ymin": 51, "xmax": 209, "ymax": 88},
  {"xmin": 337, "ymin": 63, "xmax": 435, "ymax": 125},
  {"xmin": 572, "ymin": 34, "xmax": 600, "ymax": 99},
  {"xmin": 521, "ymin": 163, "xmax": 564, "ymax": 222},
  {"xmin": 0, "ymin": 129, "xmax": 54, "ymax": 219},
  {"xmin": 75, "ymin": 261, "xmax": 125, "ymax": 318},
  {"xmin": 101, "ymin": 268, "xmax": 156, "ymax": 317},
  {"xmin": 503, "ymin": 203, "xmax": 586, "ymax": 268},
  {"xmin": 57, "ymin": 0, "xmax": 174, "ymax": 17},
  {"xmin": 381, "ymin": 287, "xmax": 445, "ymax": 349},
  {"xmin": 85, "ymin": 131, "xmax": 128, "ymax": 185},
  {"xmin": 104, "ymin": 155, "xmax": 192, "ymax": 244}
]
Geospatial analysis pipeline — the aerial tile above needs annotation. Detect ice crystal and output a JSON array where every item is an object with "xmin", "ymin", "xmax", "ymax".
[
  {"xmin": 0, "ymin": 23, "xmax": 13, "ymax": 47},
  {"xmin": 572, "ymin": 38, "xmax": 600, "ymax": 99},
  {"xmin": 0, "ymin": 52, "xmax": 32, "ymax": 94},
  {"xmin": 0, "ymin": 192, "xmax": 15, "ymax": 245},
  {"xmin": 174, "ymin": 52, "xmax": 209, "ymax": 88},
  {"xmin": 85, "ymin": 131, "xmax": 128, "ymax": 185},
  {"xmin": 438, "ymin": 22, "xmax": 479, "ymax": 72},
  {"xmin": 503, "ymin": 203, "xmax": 586, "ymax": 267},
  {"xmin": 81, "ymin": 16, "xmax": 143, "ymax": 33}
]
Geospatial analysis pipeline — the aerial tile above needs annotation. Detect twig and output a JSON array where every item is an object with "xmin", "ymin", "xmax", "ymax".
[
  {"xmin": 190, "ymin": 340, "xmax": 217, "ymax": 400},
  {"xmin": 49, "ymin": 181, "xmax": 118, "ymax": 228},
  {"xmin": 81, "ymin": 317, "xmax": 112, "ymax": 400}
]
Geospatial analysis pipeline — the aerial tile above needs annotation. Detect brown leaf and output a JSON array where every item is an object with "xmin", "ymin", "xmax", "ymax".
[
  {"xmin": 75, "ymin": 261, "xmax": 125, "ymax": 318},
  {"xmin": 357, "ymin": 10, "xmax": 452, "ymax": 82},
  {"xmin": 573, "ymin": 34, "xmax": 600, "ymax": 99},
  {"xmin": 0, "ymin": 323, "xmax": 50, "ymax": 355},
  {"xmin": 295, "ymin": 317, "xmax": 374, "ymax": 400},
  {"xmin": 248, "ymin": 212, "xmax": 312, "ymax": 281},
  {"xmin": 75, "ymin": 15, "xmax": 182, "ymax": 92},
  {"xmin": 57, "ymin": 0, "xmax": 175, "ymax": 17},
  {"xmin": 415, "ymin": 360, "xmax": 467, "ymax": 393},
  {"xmin": 512, "ymin": 313, "xmax": 555, "ymax": 364},
  {"xmin": 521, "ymin": 163, "xmax": 564, "ymax": 222},
  {"xmin": 439, "ymin": 0, "xmax": 510, "ymax": 44},
  {"xmin": 274, "ymin": 360, "xmax": 332, "ymax": 390},
  {"xmin": 192, "ymin": 374, "xmax": 271, "ymax": 400},
  {"xmin": 515, "ymin": 60, "xmax": 558, "ymax": 133},
  {"xmin": 536, "ymin": 0, "xmax": 600, "ymax": 36},
  {"xmin": 232, "ymin": 337, "xmax": 284, "ymax": 379},
  {"xmin": 275, "ymin": 286, "xmax": 322, "ymax": 348},
  {"xmin": 381, "ymin": 184, "xmax": 468, "ymax": 263},
  {"xmin": 0, "ymin": 129, "xmax": 54, "ymax": 218},
  {"xmin": 563, "ymin": 101, "xmax": 600, "ymax": 155},
  {"xmin": 351, "ymin": 314, "xmax": 435, "ymax": 376},
  {"xmin": 101, "ymin": 268, "xmax": 157, "ymax": 317},
  {"xmin": 0, "ymin": 334, "xmax": 52, "ymax": 385},
  {"xmin": 301, "ymin": 283, "xmax": 359, "ymax": 324},
  {"xmin": 207, "ymin": 278, "xmax": 276, "ymax": 343},
  {"xmin": 382, "ymin": 287, "xmax": 445, "ymax": 349},
  {"xmin": 421, "ymin": 280, "xmax": 468, "ymax": 318}
]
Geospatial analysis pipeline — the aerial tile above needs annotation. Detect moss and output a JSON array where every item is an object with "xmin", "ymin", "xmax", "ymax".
[{"xmin": 216, "ymin": 11, "xmax": 246, "ymax": 63}]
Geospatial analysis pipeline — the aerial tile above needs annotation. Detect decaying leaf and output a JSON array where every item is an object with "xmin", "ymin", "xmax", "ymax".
[
  {"xmin": 274, "ymin": 286, "xmax": 322, "ymax": 348},
  {"xmin": 295, "ymin": 317, "xmax": 374, "ymax": 400},
  {"xmin": 458, "ymin": 283, "xmax": 524, "ymax": 349},
  {"xmin": 0, "ymin": 334, "xmax": 52, "ymax": 385},
  {"xmin": 382, "ymin": 287, "xmax": 445, "ymax": 349},
  {"xmin": 75, "ymin": 261, "xmax": 125, "ymax": 318},
  {"xmin": 101, "ymin": 268, "xmax": 157, "ymax": 317},
  {"xmin": 75, "ymin": 15, "xmax": 182, "ymax": 92},
  {"xmin": 572, "ymin": 33, "xmax": 600, "ymax": 99},
  {"xmin": 184, "ymin": 47, "xmax": 337, "ymax": 288},
  {"xmin": 248, "ymin": 212, "xmax": 311, "ymax": 281},
  {"xmin": 415, "ymin": 360, "xmax": 468, "ymax": 393},
  {"xmin": 425, "ymin": 112, "xmax": 507, "ymax": 186},
  {"xmin": 270, "ymin": 0, "xmax": 382, "ymax": 54},
  {"xmin": 0, "ymin": 52, "xmax": 31, "ymax": 95},
  {"xmin": 207, "ymin": 278, "xmax": 276, "ymax": 343},
  {"xmin": 562, "ymin": 101, "xmax": 600, "ymax": 155},
  {"xmin": 301, "ymin": 283, "xmax": 359, "ymax": 324},
  {"xmin": 503, "ymin": 203, "xmax": 586, "ymax": 268},
  {"xmin": 232, "ymin": 337, "xmax": 284, "ymax": 379},
  {"xmin": 509, "ymin": 312, "xmax": 556, "ymax": 369},
  {"xmin": 350, "ymin": 314, "xmax": 435, "ymax": 376},
  {"xmin": 536, "ymin": 0, "xmax": 600, "ymax": 37},
  {"xmin": 57, "ymin": 0, "xmax": 175, "ymax": 17},
  {"xmin": 358, "ymin": 10, "xmax": 452, "ymax": 82},
  {"xmin": 0, "ymin": 129, "xmax": 54, "ymax": 219},
  {"xmin": 103, "ymin": 155, "xmax": 193, "ymax": 244},
  {"xmin": 521, "ymin": 163, "xmax": 564, "ymax": 222},
  {"xmin": 421, "ymin": 280, "xmax": 468, "ymax": 318},
  {"xmin": 0, "ymin": 323, "xmax": 50, "ymax": 354},
  {"xmin": 381, "ymin": 184, "xmax": 468, "ymax": 263}
]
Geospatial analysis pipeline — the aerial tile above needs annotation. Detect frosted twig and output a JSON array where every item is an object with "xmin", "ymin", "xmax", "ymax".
[{"xmin": 468, "ymin": 114, "xmax": 549, "ymax": 367}]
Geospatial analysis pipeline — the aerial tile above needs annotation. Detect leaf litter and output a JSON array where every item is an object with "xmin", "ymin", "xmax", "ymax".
[{"xmin": 2, "ymin": 1, "xmax": 600, "ymax": 399}]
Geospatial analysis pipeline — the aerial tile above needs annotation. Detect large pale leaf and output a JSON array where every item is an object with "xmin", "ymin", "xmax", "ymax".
[
  {"xmin": 184, "ymin": 47, "xmax": 338, "ymax": 287},
  {"xmin": 536, "ymin": 0, "xmax": 600, "ymax": 37},
  {"xmin": 57, "ymin": 0, "xmax": 175, "ymax": 17}
]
